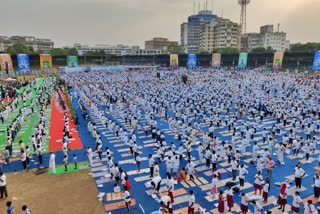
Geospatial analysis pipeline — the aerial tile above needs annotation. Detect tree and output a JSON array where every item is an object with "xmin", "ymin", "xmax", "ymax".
[
  {"xmin": 290, "ymin": 43, "xmax": 320, "ymax": 52},
  {"xmin": 166, "ymin": 44, "xmax": 185, "ymax": 54},
  {"xmin": 200, "ymin": 50, "xmax": 209, "ymax": 54},
  {"xmin": 84, "ymin": 50, "xmax": 106, "ymax": 56},
  {"xmin": 250, "ymin": 46, "xmax": 273, "ymax": 53},
  {"xmin": 215, "ymin": 47, "xmax": 239, "ymax": 54},
  {"xmin": 64, "ymin": 48, "xmax": 78, "ymax": 56},
  {"xmin": 6, "ymin": 43, "xmax": 33, "ymax": 54},
  {"xmin": 48, "ymin": 48, "xmax": 67, "ymax": 55}
]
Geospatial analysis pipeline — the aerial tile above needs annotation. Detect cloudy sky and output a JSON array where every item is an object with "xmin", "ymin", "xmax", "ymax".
[{"xmin": 1, "ymin": 0, "xmax": 319, "ymax": 47}]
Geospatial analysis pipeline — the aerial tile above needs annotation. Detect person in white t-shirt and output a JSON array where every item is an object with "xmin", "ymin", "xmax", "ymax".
[
  {"xmin": 0, "ymin": 172, "xmax": 8, "ymax": 198},
  {"xmin": 85, "ymin": 146, "xmax": 93, "ymax": 166},
  {"xmin": 254, "ymin": 171, "xmax": 263, "ymax": 195},
  {"xmin": 123, "ymin": 186, "xmax": 131, "ymax": 212},
  {"xmin": 188, "ymin": 190, "xmax": 195, "ymax": 214},
  {"xmin": 160, "ymin": 195, "xmax": 172, "ymax": 213},
  {"xmin": 251, "ymin": 200, "xmax": 263, "ymax": 214},
  {"xmin": 314, "ymin": 172, "xmax": 320, "ymax": 200},
  {"xmin": 294, "ymin": 164, "xmax": 305, "ymax": 189},
  {"xmin": 240, "ymin": 192, "xmax": 250, "ymax": 214},
  {"xmin": 291, "ymin": 191, "xmax": 302, "ymax": 214},
  {"xmin": 303, "ymin": 200, "xmax": 316, "ymax": 214}
]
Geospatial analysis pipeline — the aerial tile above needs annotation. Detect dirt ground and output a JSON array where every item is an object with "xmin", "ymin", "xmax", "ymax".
[{"xmin": 0, "ymin": 168, "xmax": 105, "ymax": 214}]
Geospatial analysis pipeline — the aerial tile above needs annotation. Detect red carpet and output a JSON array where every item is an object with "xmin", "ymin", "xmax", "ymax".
[{"xmin": 48, "ymin": 91, "xmax": 83, "ymax": 152}]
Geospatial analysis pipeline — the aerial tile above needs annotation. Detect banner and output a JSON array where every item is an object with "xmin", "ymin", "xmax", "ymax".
[
  {"xmin": 273, "ymin": 51, "xmax": 285, "ymax": 69},
  {"xmin": 0, "ymin": 54, "xmax": 13, "ymax": 71},
  {"xmin": 170, "ymin": 54, "xmax": 179, "ymax": 67},
  {"xmin": 312, "ymin": 50, "xmax": 320, "ymax": 70},
  {"xmin": 212, "ymin": 53, "xmax": 221, "ymax": 67},
  {"xmin": 40, "ymin": 54, "xmax": 52, "ymax": 70},
  {"xmin": 187, "ymin": 54, "xmax": 197, "ymax": 68},
  {"xmin": 238, "ymin": 53, "xmax": 248, "ymax": 68},
  {"xmin": 67, "ymin": 56, "xmax": 78, "ymax": 68},
  {"xmin": 17, "ymin": 54, "xmax": 30, "ymax": 74}
]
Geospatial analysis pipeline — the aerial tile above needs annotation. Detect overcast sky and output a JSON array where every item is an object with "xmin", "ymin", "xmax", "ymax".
[{"xmin": 1, "ymin": 0, "xmax": 319, "ymax": 48}]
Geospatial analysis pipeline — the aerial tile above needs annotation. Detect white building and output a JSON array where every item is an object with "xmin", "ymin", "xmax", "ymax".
[
  {"xmin": 244, "ymin": 25, "xmax": 290, "ymax": 52},
  {"xmin": 65, "ymin": 44, "xmax": 133, "ymax": 56},
  {"xmin": 0, "ymin": 36, "xmax": 54, "ymax": 52},
  {"xmin": 181, "ymin": 10, "xmax": 218, "ymax": 54},
  {"xmin": 200, "ymin": 18, "xmax": 239, "ymax": 53}
]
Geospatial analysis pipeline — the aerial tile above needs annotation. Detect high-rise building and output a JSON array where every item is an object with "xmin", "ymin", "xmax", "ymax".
[
  {"xmin": 200, "ymin": 18, "xmax": 240, "ymax": 53},
  {"xmin": 181, "ymin": 10, "xmax": 217, "ymax": 54},
  {"xmin": 243, "ymin": 25, "xmax": 290, "ymax": 52},
  {"xmin": 0, "ymin": 36, "xmax": 54, "ymax": 52},
  {"xmin": 144, "ymin": 38, "xmax": 178, "ymax": 50}
]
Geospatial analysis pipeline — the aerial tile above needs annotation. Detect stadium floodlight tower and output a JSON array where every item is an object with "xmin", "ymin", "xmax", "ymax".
[{"xmin": 238, "ymin": 0, "xmax": 250, "ymax": 52}]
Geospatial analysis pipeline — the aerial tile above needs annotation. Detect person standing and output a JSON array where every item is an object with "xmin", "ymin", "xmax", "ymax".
[
  {"xmin": 239, "ymin": 164, "xmax": 248, "ymax": 188},
  {"xmin": 226, "ymin": 186, "xmax": 233, "ymax": 212},
  {"xmin": 291, "ymin": 191, "xmax": 302, "ymax": 214},
  {"xmin": 217, "ymin": 190, "xmax": 226, "ymax": 214},
  {"xmin": 73, "ymin": 154, "xmax": 77, "ymax": 169},
  {"xmin": 149, "ymin": 154, "xmax": 155, "ymax": 178},
  {"xmin": 85, "ymin": 146, "xmax": 93, "ymax": 167},
  {"xmin": 36, "ymin": 145, "xmax": 43, "ymax": 169},
  {"xmin": 294, "ymin": 164, "xmax": 305, "ymax": 189},
  {"xmin": 188, "ymin": 190, "xmax": 195, "ymax": 214},
  {"xmin": 314, "ymin": 172, "xmax": 320, "ymax": 199},
  {"xmin": 167, "ymin": 174, "xmax": 175, "ymax": 203},
  {"xmin": 277, "ymin": 183, "xmax": 287, "ymax": 212},
  {"xmin": 124, "ymin": 186, "xmax": 131, "ymax": 212},
  {"xmin": 49, "ymin": 152, "xmax": 56, "ymax": 174},
  {"xmin": 254, "ymin": 171, "xmax": 263, "ymax": 195},
  {"xmin": 22, "ymin": 205, "xmax": 31, "ymax": 214},
  {"xmin": 266, "ymin": 156, "xmax": 275, "ymax": 180},
  {"xmin": 63, "ymin": 155, "xmax": 68, "ymax": 171},
  {"xmin": 0, "ymin": 172, "xmax": 8, "ymax": 198},
  {"xmin": 6, "ymin": 201, "xmax": 13, "ymax": 214},
  {"xmin": 240, "ymin": 192, "xmax": 250, "ymax": 214},
  {"xmin": 231, "ymin": 157, "xmax": 238, "ymax": 181},
  {"xmin": 21, "ymin": 149, "xmax": 27, "ymax": 170},
  {"xmin": 303, "ymin": 200, "xmax": 316, "ymax": 214},
  {"xmin": 262, "ymin": 178, "xmax": 270, "ymax": 203}
]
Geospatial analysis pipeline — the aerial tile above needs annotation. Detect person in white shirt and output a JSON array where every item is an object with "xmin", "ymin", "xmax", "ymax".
[
  {"xmin": 254, "ymin": 171, "xmax": 263, "ymax": 195},
  {"xmin": 123, "ymin": 186, "xmax": 131, "ymax": 212},
  {"xmin": 291, "ymin": 191, "xmax": 302, "ymax": 214},
  {"xmin": 151, "ymin": 176, "xmax": 162, "ymax": 193},
  {"xmin": 85, "ymin": 146, "xmax": 93, "ymax": 166},
  {"xmin": 49, "ymin": 152, "xmax": 56, "ymax": 174},
  {"xmin": 167, "ymin": 174, "xmax": 175, "ymax": 203},
  {"xmin": 188, "ymin": 190, "xmax": 195, "ymax": 214},
  {"xmin": 313, "ymin": 172, "xmax": 320, "ymax": 199},
  {"xmin": 160, "ymin": 195, "xmax": 172, "ymax": 213},
  {"xmin": 21, "ymin": 150, "xmax": 27, "ymax": 170},
  {"xmin": 239, "ymin": 164, "xmax": 248, "ymax": 188},
  {"xmin": 0, "ymin": 172, "xmax": 8, "ymax": 198},
  {"xmin": 231, "ymin": 157, "xmax": 238, "ymax": 181},
  {"xmin": 240, "ymin": 192, "xmax": 250, "ymax": 214},
  {"xmin": 262, "ymin": 178, "xmax": 270, "ymax": 203},
  {"xmin": 294, "ymin": 164, "xmax": 305, "ymax": 189},
  {"xmin": 198, "ymin": 143, "xmax": 204, "ymax": 162},
  {"xmin": 149, "ymin": 154, "xmax": 155, "ymax": 178},
  {"xmin": 303, "ymin": 200, "xmax": 316, "ymax": 214},
  {"xmin": 186, "ymin": 160, "xmax": 196, "ymax": 181},
  {"xmin": 251, "ymin": 200, "xmax": 263, "ymax": 214}
]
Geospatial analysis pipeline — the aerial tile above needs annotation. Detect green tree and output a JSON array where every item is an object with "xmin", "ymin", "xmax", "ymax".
[
  {"xmin": 250, "ymin": 46, "xmax": 273, "ymax": 53},
  {"xmin": 166, "ymin": 44, "xmax": 185, "ymax": 54},
  {"xmin": 84, "ymin": 50, "xmax": 106, "ymax": 56},
  {"xmin": 216, "ymin": 47, "xmax": 240, "ymax": 54},
  {"xmin": 200, "ymin": 50, "xmax": 209, "ymax": 54},
  {"xmin": 290, "ymin": 43, "xmax": 320, "ymax": 52},
  {"xmin": 6, "ymin": 43, "xmax": 33, "ymax": 54},
  {"xmin": 64, "ymin": 48, "xmax": 78, "ymax": 56},
  {"xmin": 48, "ymin": 48, "xmax": 67, "ymax": 55}
]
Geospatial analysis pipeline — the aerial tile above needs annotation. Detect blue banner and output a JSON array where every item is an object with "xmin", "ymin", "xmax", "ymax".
[
  {"xmin": 312, "ymin": 50, "xmax": 320, "ymax": 70},
  {"xmin": 187, "ymin": 54, "xmax": 197, "ymax": 68},
  {"xmin": 17, "ymin": 54, "xmax": 30, "ymax": 74}
]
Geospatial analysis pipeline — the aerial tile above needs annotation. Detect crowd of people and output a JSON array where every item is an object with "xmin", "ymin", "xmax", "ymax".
[{"xmin": 60, "ymin": 68, "xmax": 320, "ymax": 213}]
